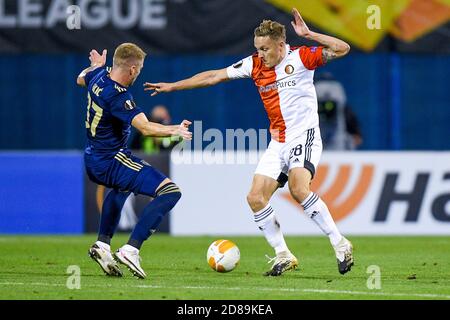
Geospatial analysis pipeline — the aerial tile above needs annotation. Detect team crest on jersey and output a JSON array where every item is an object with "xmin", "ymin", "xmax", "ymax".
[
  {"xmin": 285, "ymin": 64, "xmax": 294, "ymax": 74},
  {"xmin": 232, "ymin": 60, "xmax": 243, "ymax": 68},
  {"xmin": 124, "ymin": 100, "xmax": 136, "ymax": 110}
]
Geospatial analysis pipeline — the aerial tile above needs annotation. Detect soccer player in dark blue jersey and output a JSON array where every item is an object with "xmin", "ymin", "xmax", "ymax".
[{"xmin": 77, "ymin": 43, "xmax": 192, "ymax": 279}]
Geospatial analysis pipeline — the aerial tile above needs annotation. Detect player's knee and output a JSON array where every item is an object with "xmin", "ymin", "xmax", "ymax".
[
  {"xmin": 289, "ymin": 184, "xmax": 310, "ymax": 203},
  {"xmin": 171, "ymin": 188, "xmax": 182, "ymax": 203},
  {"xmin": 156, "ymin": 182, "xmax": 182, "ymax": 203},
  {"xmin": 246, "ymin": 192, "xmax": 268, "ymax": 212}
]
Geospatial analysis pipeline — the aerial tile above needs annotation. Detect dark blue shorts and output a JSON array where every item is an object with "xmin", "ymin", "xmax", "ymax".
[{"xmin": 84, "ymin": 150, "xmax": 167, "ymax": 197}]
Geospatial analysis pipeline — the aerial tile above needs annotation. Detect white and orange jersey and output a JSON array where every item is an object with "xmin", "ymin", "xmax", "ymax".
[{"xmin": 226, "ymin": 44, "xmax": 325, "ymax": 143}]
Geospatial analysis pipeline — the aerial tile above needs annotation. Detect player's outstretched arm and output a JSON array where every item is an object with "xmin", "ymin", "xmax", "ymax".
[
  {"xmin": 291, "ymin": 8, "xmax": 350, "ymax": 62},
  {"xmin": 132, "ymin": 113, "xmax": 192, "ymax": 140},
  {"xmin": 76, "ymin": 49, "xmax": 107, "ymax": 87},
  {"xmin": 143, "ymin": 68, "xmax": 229, "ymax": 96}
]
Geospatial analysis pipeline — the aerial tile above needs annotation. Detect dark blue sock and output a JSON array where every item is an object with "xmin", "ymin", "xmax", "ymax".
[
  {"xmin": 97, "ymin": 189, "xmax": 130, "ymax": 244},
  {"xmin": 128, "ymin": 183, "xmax": 181, "ymax": 249}
]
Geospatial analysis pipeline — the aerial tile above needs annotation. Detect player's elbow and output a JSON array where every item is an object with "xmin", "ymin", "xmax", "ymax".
[
  {"xmin": 333, "ymin": 44, "xmax": 350, "ymax": 60},
  {"xmin": 344, "ymin": 43, "xmax": 351, "ymax": 55},
  {"xmin": 340, "ymin": 43, "xmax": 351, "ymax": 56},
  {"xmin": 77, "ymin": 77, "xmax": 86, "ymax": 87}
]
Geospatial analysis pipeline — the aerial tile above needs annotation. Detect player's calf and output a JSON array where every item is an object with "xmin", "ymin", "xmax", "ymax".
[
  {"xmin": 117, "ymin": 182, "xmax": 182, "ymax": 279},
  {"xmin": 128, "ymin": 182, "xmax": 182, "ymax": 250}
]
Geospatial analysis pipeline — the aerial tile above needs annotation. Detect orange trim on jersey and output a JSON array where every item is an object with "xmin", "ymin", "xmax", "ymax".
[
  {"xmin": 251, "ymin": 55, "xmax": 286, "ymax": 142},
  {"xmin": 299, "ymin": 46, "xmax": 325, "ymax": 70}
]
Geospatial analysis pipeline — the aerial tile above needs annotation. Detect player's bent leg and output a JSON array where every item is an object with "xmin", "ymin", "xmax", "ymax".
[
  {"xmin": 287, "ymin": 168, "xmax": 312, "ymax": 204},
  {"xmin": 89, "ymin": 188, "xmax": 130, "ymax": 277},
  {"xmin": 129, "ymin": 179, "xmax": 181, "ymax": 248},
  {"xmin": 247, "ymin": 175, "xmax": 298, "ymax": 276},
  {"xmin": 288, "ymin": 167, "xmax": 353, "ymax": 274},
  {"xmin": 246, "ymin": 174, "xmax": 278, "ymax": 212},
  {"xmin": 115, "ymin": 175, "xmax": 182, "ymax": 279},
  {"xmin": 97, "ymin": 188, "xmax": 131, "ymax": 245}
]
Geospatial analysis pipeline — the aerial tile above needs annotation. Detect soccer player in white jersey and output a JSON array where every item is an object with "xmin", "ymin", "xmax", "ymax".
[{"xmin": 144, "ymin": 8, "xmax": 354, "ymax": 276}]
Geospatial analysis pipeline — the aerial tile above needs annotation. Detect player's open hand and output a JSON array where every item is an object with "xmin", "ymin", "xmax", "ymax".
[
  {"xmin": 176, "ymin": 120, "xmax": 192, "ymax": 141},
  {"xmin": 89, "ymin": 49, "xmax": 107, "ymax": 68},
  {"xmin": 143, "ymin": 82, "xmax": 174, "ymax": 96},
  {"xmin": 291, "ymin": 8, "xmax": 311, "ymax": 38}
]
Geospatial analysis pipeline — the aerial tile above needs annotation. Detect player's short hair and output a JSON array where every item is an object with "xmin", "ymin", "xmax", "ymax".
[
  {"xmin": 113, "ymin": 43, "xmax": 146, "ymax": 68},
  {"xmin": 254, "ymin": 20, "xmax": 286, "ymax": 41}
]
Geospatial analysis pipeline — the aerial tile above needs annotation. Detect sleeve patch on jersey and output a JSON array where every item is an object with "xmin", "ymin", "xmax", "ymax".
[
  {"xmin": 124, "ymin": 100, "xmax": 136, "ymax": 110},
  {"xmin": 232, "ymin": 60, "xmax": 243, "ymax": 68}
]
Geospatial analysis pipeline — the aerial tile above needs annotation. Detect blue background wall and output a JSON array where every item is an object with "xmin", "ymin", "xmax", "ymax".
[
  {"xmin": 0, "ymin": 152, "xmax": 84, "ymax": 234},
  {"xmin": 0, "ymin": 53, "xmax": 449, "ymax": 150}
]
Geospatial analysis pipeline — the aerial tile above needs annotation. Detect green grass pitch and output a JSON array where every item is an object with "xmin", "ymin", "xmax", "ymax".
[{"xmin": 0, "ymin": 235, "xmax": 449, "ymax": 300}]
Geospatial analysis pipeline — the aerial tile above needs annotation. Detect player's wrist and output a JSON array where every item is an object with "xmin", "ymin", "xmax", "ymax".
[
  {"xmin": 169, "ymin": 82, "xmax": 179, "ymax": 92},
  {"xmin": 170, "ymin": 125, "xmax": 179, "ymax": 136},
  {"xmin": 90, "ymin": 62, "xmax": 104, "ymax": 68},
  {"xmin": 303, "ymin": 30, "xmax": 316, "ymax": 40}
]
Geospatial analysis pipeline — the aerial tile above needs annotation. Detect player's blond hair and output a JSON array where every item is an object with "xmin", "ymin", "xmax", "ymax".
[
  {"xmin": 113, "ymin": 43, "xmax": 146, "ymax": 68},
  {"xmin": 254, "ymin": 20, "xmax": 286, "ymax": 41}
]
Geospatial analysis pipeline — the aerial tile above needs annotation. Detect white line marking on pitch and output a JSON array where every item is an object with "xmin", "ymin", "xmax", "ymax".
[
  {"xmin": 1, "ymin": 282, "xmax": 449, "ymax": 299},
  {"xmin": 138, "ymin": 285, "xmax": 450, "ymax": 299}
]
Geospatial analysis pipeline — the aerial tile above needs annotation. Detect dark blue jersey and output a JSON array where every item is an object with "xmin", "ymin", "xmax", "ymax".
[
  {"xmin": 83, "ymin": 67, "xmax": 142, "ymax": 155},
  {"xmin": 82, "ymin": 67, "xmax": 167, "ymax": 196}
]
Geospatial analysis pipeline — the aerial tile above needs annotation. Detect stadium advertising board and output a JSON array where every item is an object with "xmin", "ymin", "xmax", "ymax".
[
  {"xmin": 0, "ymin": 152, "xmax": 84, "ymax": 234},
  {"xmin": 171, "ymin": 151, "xmax": 450, "ymax": 235}
]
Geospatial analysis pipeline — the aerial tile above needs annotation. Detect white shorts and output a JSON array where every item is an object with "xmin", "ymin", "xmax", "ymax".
[{"xmin": 255, "ymin": 127, "xmax": 322, "ymax": 185}]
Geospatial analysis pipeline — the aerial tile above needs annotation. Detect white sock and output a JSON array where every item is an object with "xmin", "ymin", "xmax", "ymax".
[
  {"xmin": 301, "ymin": 192, "xmax": 343, "ymax": 246},
  {"xmin": 254, "ymin": 204, "xmax": 290, "ymax": 255},
  {"xmin": 95, "ymin": 241, "xmax": 110, "ymax": 251},
  {"xmin": 122, "ymin": 244, "xmax": 139, "ymax": 253}
]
